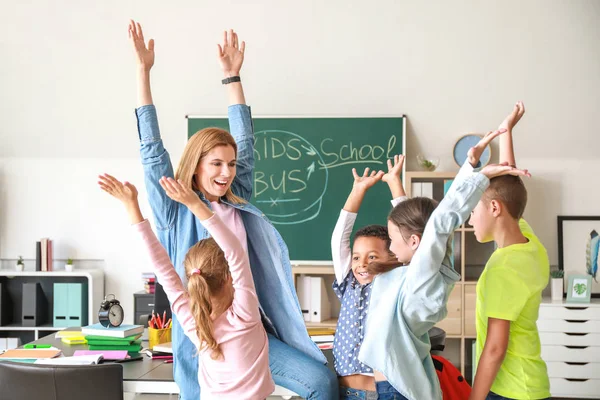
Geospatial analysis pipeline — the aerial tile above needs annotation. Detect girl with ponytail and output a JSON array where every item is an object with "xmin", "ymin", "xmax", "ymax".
[{"xmin": 99, "ymin": 173, "xmax": 273, "ymax": 399}]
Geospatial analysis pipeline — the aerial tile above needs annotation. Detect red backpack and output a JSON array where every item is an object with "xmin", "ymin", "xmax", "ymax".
[{"xmin": 432, "ymin": 355, "xmax": 471, "ymax": 400}]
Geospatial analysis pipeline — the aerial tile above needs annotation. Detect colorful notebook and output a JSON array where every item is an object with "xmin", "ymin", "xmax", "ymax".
[
  {"xmin": 87, "ymin": 341, "xmax": 142, "ymax": 352},
  {"xmin": 73, "ymin": 350, "xmax": 129, "ymax": 360},
  {"xmin": 81, "ymin": 323, "xmax": 144, "ymax": 338},
  {"xmin": 0, "ymin": 348, "xmax": 61, "ymax": 359}
]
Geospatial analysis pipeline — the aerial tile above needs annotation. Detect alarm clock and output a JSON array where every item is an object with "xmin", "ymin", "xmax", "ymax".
[{"xmin": 98, "ymin": 294, "xmax": 124, "ymax": 328}]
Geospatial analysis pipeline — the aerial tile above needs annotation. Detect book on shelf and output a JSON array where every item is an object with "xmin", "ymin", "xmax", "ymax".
[
  {"xmin": 35, "ymin": 238, "xmax": 54, "ymax": 272},
  {"xmin": 306, "ymin": 327, "xmax": 335, "ymax": 336},
  {"xmin": 317, "ymin": 342, "xmax": 333, "ymax": 350},
  {"xmin": 142, "ymin": 272, "xmax": 156, "ymax": 294},
  {"xmin": 81, "ymin": 323, "xmax": 144, "ymax": 338},
  {"xmin": 310, "ymin": 334, "xmax": 335, "ymax": 343}
]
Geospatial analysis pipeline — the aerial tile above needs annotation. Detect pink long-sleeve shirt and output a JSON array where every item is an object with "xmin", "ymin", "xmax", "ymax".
[{"xmin": 133, "ymin": 215, "xmax": 273, "ymax": 400}]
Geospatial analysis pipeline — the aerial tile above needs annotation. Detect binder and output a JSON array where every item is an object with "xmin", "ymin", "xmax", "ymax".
[
  {"xmin": 22, "ymin": 283, "xmax": 46, "ymax": 326},
  {"xmin": 411, "ymin": 182, "xmax": 422, "ymax": 197},
  {"xmin": 0, "ymin": 282, "xmax": 11, "ymax": 326},
  {"xmin": 53, "ymin": 283, "xmax": 69, "ymax": 327},
  {"xmin": 54, "ymin": 283, "xmax": 84, "ymax": 327},
  {"xmin": 296, "ymin": 275, "xmax": 312, "ymax": 322},
  {"xmin": 421, "ymin": 182, "xmax": 434, "ymax": 199},
  {"xmin": 67, "ymin": 283, "xmax": 83, "ymax": 326},
  {"xmin": 309, "ymin": 277, "xmax": 331, "ymax": 323}
]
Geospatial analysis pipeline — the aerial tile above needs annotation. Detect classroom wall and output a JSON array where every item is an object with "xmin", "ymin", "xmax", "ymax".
[{"xmin": 1, "ymin": 0, "xmax": 599, "ymax": 322}]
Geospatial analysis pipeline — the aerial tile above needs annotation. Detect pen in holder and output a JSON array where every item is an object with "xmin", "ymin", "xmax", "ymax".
[
  {"xmin": 148, "ymin": 326, "xmax": 171, "ymax": 350},
  {"xmin": 148, "ymin": 311, "xmax": 171, "ymax": 349}
]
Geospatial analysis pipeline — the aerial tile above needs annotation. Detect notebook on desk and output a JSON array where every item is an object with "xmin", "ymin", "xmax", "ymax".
[
  {"xmin": 81, "ymin": 323, "xmax": 144, "ymax": 338},
  {"xmin": 151, "ymin": 342, "xmax": 172, "ymax": 353},
  {"xmin": 35, "ymin": 354, "xmax": 104, "ymax": 365},
  {"xmin": 73, "ymin": 350, "xmax": 129, "ymax": 360},
  {"xmin": 0, "ymin": 348, "xmax": 62, "ymax": 360}
]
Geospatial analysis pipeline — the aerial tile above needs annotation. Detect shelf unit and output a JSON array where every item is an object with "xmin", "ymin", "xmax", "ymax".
[
  {"xmin": 0, "ymin": 269, "xmax": 104, "ymax": 342},
  {"xmin": 291, "ymin": 171, "xmax": 494, "ymax": 384}
]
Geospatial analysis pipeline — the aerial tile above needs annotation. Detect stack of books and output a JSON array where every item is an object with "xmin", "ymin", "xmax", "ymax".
[
  {"xmin": 142, "ymin": 272, "xmax": 156, "ymax": 294},
  {"xmin": 142, "ymin": 342, "xmax": 173, "ymax": 362},
  {"xmin": 35, "ymin": 237, "xmax": 54, "ymax": 271},
  {"xmin": 307, "ymin": 327, "xmax": 335, "ymax": 350},
  {"xmin": 81, "ymin": 323, "xmax": 145, "ymax": 352}
]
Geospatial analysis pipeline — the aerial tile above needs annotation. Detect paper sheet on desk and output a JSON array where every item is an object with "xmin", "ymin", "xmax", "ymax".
[{"xmin": 35, "ymin": 354, "xmax": 103, "ymax": 365}]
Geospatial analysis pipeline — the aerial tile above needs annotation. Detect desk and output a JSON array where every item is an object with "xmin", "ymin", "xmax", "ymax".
[{"xmin": 27, "ymin": 329, "xmax": 301, "ymax": 399}]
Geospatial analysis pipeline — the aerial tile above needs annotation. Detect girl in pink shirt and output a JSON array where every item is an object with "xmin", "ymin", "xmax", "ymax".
[{"xmin": 99, "ymin": 173, "xmax": 274, "ymax": 400}]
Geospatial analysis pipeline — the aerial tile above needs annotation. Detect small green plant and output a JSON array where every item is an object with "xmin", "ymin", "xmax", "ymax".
[
  {"xmin": 66, "ymin": 258, "xmax": 74, "ymax": 265},
  {"xmin": 17, "ymin": 256, "xmax": 24, "ymax": 266},
  {"xmin": 574, "ymin": 283, "xmax": 587, "ymax": 295},
  {"xmin": 416, "ymin": 154, "xmax": 439, "ymax": 171},
  {"xmin": 550, "ymin": 270, "xmax": 564, "ymax": 279}
]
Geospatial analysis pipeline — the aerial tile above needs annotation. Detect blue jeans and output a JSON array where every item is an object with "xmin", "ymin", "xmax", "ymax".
[
  {"xmin": 269, "ymin": 333, "xmax": 338, "ymax": 399},
  {"xmin": 375, "ymin": 381, "xmax": 409, "ymax": 400},
  {"xmin": 340, "ymin": 386, "xmax": 378, "ymax": 400},
  {"xmin": 486, "ymin": 392, "xmax": 550, "ymax": 400}
]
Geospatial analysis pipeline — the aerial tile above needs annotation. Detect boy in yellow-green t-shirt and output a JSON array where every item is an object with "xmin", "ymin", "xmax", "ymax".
[{"xmin": 468, "ymin": 102, "xmax": 550, "ymax": 400}]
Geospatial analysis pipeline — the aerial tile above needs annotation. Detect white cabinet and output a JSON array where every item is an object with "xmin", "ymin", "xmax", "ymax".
[{"xmin": 538, "ymin": 299, "xmax": 600, "ymax": 399}]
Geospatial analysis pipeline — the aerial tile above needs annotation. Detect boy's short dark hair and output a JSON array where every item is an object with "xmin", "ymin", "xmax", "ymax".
[
  {"xmin": 484, "ymin": 175, "xmax": 528, "ymax": 219},
  {"xmin": 354, "ymin": 224, "xmax": 391, "ymax": 249}
]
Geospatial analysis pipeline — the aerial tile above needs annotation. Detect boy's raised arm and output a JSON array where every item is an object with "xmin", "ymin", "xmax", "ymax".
[{"xmin": 498, "ymin": 101, "xmax": 525, "ymax": 167}]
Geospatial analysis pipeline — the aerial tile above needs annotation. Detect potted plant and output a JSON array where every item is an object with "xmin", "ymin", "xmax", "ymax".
[
  {"xmin": 417, "ymin": 154, "xmax": 439, "ymax": 171},
  {"xmin": 551, "ymin": 269, "xmax": 564, "ymax": 301},
  {"xmin": 15, "ymin": 256, "xmax": 24, "ymax": 272},
  {"xmin": 65, "ymin": 258, "xmax": 74, "ymax": 272}
]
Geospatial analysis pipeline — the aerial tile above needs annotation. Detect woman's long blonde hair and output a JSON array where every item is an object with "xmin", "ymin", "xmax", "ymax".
[
  {"xmin": 175, "ymin": 127, "xmax": 245, "ymax": 204},
  {"xmin": 184, "ymin": 237, "xmax": 231, "ymax": 360}
]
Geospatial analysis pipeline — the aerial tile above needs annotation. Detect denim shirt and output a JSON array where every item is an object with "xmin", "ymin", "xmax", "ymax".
[
  {"xmin": 332, "ymin": 272, "xmax": 373, "ymax": 376},
  {"xmin": 358, "ymin": 161, "xmax": 489, "ymax": 400},
  {"xmin": 136, "ymin": 104, "xmax": 326, "ymax": 399}
]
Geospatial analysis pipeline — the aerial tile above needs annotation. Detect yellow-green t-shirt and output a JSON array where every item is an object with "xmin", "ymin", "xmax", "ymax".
[{"xmin": 475, "ymin": 219, "xmax": 551, "ymax": 399}]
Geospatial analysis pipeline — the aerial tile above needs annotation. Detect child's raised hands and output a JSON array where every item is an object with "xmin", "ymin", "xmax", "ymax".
[
  {"xmin": 481, "ymin": 162, "xmax": 531, "ymax": 180},
  {"xmin": 382, "ymin": 155, "xmax": 404, "ymax": 185},
  {"xmin": 217, "ymin": 29, "xmax": 245, "ymax": 77},
  {"xmin": 351, "ymin": 167, "xmax": 384, "ymax": 192},
  {"xmin": 159, "ymin": 177, "xmax": 201, "ymax": 208},
  {"xmin": 498, "ymin": 101, "xmax": 525, "ymax": 132},
  {"xmin": 98, "ymin": 173, "xmax": 138, "ymax": 205},
  {"xmin": 128, "ymin": 20, "xmax": 155, "ymax": 71},
  {"xmin": 467, "ymin": 128, "xmax": 507, "ymax": 167}
]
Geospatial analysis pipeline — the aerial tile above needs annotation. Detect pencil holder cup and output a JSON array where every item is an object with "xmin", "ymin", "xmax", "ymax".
[{"xmin": 148, "ymin": 326, "xmax": 171, "ymax": 349}]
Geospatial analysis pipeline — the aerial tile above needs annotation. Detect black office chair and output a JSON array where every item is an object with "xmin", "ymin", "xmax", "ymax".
[{"xmin": 0, "ymin": 361, "xmax": 123, "ymax": 400}]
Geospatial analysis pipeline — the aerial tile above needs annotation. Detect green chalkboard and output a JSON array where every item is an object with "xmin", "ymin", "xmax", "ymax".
[{"xmin": 187, "ymin": 116, "xmax": 405, "ymax": 262}]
